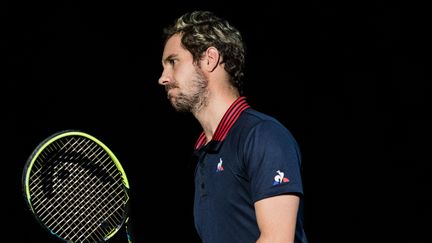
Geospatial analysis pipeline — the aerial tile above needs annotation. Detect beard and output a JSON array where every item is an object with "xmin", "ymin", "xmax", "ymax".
[{"xmin": 167, "ymin": 67, "xmax": 209, "ymax": 113}]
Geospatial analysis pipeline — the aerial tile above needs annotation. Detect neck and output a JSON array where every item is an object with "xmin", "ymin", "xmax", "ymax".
[{"xmin": 194, "ymin": 91, "xmax": 239, "ymax": 144}]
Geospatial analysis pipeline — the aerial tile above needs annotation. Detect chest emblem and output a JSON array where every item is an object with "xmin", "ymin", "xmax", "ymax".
[{"xmin": 216, "ymin": 158, "xmax": 224, "ymax": 172}]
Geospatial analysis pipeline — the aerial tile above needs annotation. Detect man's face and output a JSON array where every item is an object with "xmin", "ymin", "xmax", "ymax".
[{"xmin": 159, "ymin": 34, "xmax": 208, "ymax": 113}]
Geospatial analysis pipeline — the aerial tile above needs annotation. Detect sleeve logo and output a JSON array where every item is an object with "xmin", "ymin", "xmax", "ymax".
[{"xmin": 273, "ymin": 170, "xmax": 289, "ymax": 185}]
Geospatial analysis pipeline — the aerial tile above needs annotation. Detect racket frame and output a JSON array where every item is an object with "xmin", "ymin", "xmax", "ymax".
[{"xmin": 22, "ymin": 130, "xmax": 132, "ymax": 242}]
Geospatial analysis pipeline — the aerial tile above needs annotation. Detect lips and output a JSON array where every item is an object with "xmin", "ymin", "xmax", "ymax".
[
  {"xmin": 167, "ymin": 88, "xmax": 177, "ymax": 99},
  {"xmin": 165, "ymin": 84, "xmax": 179, "ymax": 99}
]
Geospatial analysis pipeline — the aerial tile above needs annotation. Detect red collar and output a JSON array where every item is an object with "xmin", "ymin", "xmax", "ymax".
[{"xmin": 194, "ymin": 96, "xmax": 250, "ymax": 150}]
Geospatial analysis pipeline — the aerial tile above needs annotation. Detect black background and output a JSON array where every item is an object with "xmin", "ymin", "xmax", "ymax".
[{"xmin": 4, "ymin": 1, "xmax": 431, "ymax": 242}]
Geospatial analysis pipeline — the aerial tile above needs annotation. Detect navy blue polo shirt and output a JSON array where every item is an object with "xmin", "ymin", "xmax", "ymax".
[{"xmin": 193, "ymin": 97, "xmax": 307, "ymax": 243}]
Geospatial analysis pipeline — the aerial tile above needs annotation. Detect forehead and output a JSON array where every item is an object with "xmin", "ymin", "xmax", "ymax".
[{"xmin": 162, "ymin": 34, "xmax": 186, "ymax": 58}]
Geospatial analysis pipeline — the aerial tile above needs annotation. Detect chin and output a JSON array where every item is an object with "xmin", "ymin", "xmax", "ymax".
[{"xmin": 169, "ymin": 98, "xmax": 178, "ymax": 107}]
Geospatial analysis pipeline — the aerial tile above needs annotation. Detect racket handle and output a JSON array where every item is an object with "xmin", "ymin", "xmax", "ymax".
[{"xmin": 125, "ymin": 218, "xmax": 134, "ymax": 243}]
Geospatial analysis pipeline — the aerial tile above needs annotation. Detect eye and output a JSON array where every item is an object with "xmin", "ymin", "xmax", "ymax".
[{"xmin": 168, "ymin": 59, "xmax": 176, "ymax": 66}]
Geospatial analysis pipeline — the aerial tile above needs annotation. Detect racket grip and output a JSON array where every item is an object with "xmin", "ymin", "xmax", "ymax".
[{"xmin": 125, "ymin": 217, "xmax": 134, "ymax": 243}]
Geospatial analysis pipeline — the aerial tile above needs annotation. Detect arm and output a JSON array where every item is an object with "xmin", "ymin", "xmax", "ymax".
[{"xmin": 255, "ymin": 194, "xmax": 300, "ymax": 243}]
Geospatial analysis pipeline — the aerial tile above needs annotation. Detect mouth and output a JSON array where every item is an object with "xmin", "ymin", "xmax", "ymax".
[
  {"xmin": 165, "ymin": 83, "xmax": 179, "ymax": 100},
  {"xmin": 167, "ymin": 88, "xmax": 176, "ymax": 100}
]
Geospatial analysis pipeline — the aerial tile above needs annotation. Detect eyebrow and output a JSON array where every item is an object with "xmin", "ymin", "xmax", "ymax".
[{"xmin": 162, "ymin": 54, "xmax": 178, "ymax": 65}]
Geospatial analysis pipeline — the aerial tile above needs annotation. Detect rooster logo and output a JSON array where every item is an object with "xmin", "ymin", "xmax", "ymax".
[
  {"xmin": 216, "ymin": 158, "xmax": 224, "ymax": 172},
  {"xmin": 273, "ymin": 170, "xmax": 289, "ymax": 185}
]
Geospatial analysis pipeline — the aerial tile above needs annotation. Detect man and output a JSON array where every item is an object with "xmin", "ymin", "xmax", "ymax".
[{"xmin": 158, "ymin": 10, "xmax": 307, "ymax": 243}]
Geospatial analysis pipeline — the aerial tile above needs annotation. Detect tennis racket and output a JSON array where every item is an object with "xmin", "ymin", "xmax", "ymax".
[{"xmin": 22, "ymin": 130, "xmax": 133, "ymax": 242}]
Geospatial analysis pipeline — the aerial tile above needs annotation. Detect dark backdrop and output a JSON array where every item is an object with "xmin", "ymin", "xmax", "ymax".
[{"xmin": 4, "ymin": 1, "xmax": 430, "ymax": 242}]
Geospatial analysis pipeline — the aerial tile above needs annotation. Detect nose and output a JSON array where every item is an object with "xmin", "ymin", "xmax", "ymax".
[{"xmin": 158, "ymin": 68, "xmax": 171, "ymax": 86}]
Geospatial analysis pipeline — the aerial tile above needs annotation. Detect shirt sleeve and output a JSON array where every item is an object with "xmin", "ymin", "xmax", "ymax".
[{"xmin": 243, "ymin": 120, "xmax": 304, "ymax": 203}]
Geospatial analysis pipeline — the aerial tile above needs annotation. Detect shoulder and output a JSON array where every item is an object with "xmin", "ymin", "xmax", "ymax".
[
  {"xmin": 231, "ymin": 108, "xmax": 298, "ymax": 146},
  {"xmin": 240, "ymin": 109, "xmax": 292, "ymax": 135}
]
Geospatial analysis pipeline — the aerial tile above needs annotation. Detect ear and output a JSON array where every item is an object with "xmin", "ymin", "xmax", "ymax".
[{"xmin": 203, "ymin": 47, "xmax": 220, "ymax": 72}]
